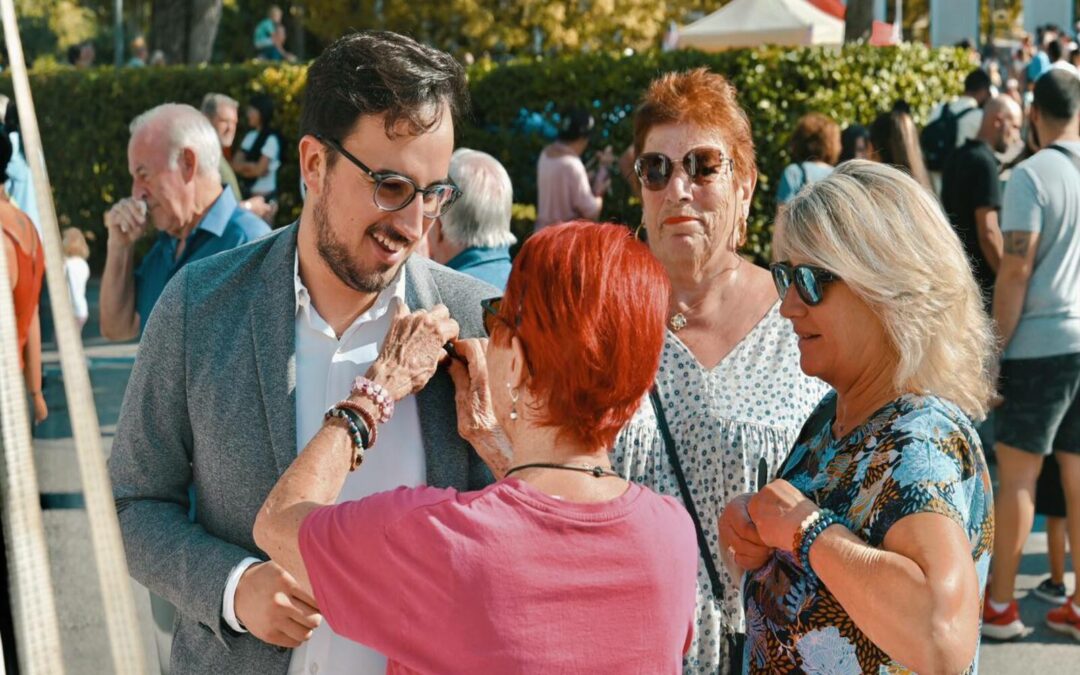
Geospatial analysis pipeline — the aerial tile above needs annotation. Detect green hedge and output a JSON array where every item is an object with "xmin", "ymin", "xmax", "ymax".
[{"xmin": 3, "ymin": 44, "xmax": 970, "ymax": 269}]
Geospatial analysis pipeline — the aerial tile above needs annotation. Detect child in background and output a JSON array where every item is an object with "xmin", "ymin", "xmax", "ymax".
[{"xmin": 62, "ymin": 227, "xmax": 90, "ymax": 331}]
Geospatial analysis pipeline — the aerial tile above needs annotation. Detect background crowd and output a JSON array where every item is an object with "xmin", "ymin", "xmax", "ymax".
[{"xmin": 0, "ymin": 3, "xmax": 1079, "ymax": 675}]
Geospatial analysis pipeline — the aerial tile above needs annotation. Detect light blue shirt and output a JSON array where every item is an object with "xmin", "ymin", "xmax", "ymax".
[
  {"xmin": 777, "ymin": 162, "xmax": 833, "ymax": 204},
  {"xmin": 135, "ymin": 189, "xmax": 269, "ymax": 331},
  {"xmin": 1000, "ymin": 141, "xmax": 1080, "ymax": 359},
  {"xmin": 445, "ymin": 245, "xmax": 512, "ymax": 291},
  {"xmin": 5, "ymin": 132, "xmax": 41, "ymax": 237}
]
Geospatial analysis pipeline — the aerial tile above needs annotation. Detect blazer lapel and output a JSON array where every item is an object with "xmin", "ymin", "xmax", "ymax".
[
  {"xmin": 403, "ymin": 257, "xmax": 469, "ymax": 488},
  {"xmin": 251, "ymin": 224, "xmax": 299, "ymax": 476}
]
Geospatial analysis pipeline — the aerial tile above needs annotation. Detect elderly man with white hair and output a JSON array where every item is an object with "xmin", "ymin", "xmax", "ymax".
[
  {"xmin": 100, "ymin": 103, "xmax": 270, "ymax": 341},
  {"xmin": 426, "ymin": 148, "xmax": 516, "ymax": 289}
]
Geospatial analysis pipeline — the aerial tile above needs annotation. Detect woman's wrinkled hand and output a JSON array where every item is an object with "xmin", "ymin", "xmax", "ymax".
[
  {"xmin": 746, "ymin": 479, "xmax": 819, "ymax": 552},
  {"xmin": 367, "ymin": 304, "xmax": 459, "ymax": 401},
  {"xmin": 447, "ymin": 338, "xmax": 512, "ymax": 479},
  {"xmin": 718, "ymin": 493, "xmax": 773, "ymax": 573}
]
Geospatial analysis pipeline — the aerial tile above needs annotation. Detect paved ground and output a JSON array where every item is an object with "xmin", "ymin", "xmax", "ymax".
[{"xmin": 22, "ymin": 282, "xmax": 1080, "ymax": 672}]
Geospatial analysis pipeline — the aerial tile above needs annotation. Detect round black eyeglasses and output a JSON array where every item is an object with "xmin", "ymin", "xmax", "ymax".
[{"xmin": 316, "ymin": 134, "xmax": 461, "ymax": 219}]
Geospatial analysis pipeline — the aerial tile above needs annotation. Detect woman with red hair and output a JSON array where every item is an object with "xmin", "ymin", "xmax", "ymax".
[
  {"xmin": 612, "ymin": 68, "xmax": 830, "ymax": 673},
  {"xmin": 254, "ymin": 222, "xmax": 699, "ymax": 673}
]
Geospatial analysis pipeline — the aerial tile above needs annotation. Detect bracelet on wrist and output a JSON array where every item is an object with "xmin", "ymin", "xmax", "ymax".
[
  {"xmin": 796, "ymin": 508, "xmax": 848, "ymax": 577},
  {"xmin": 324, "ymin": 406, "xmax": 369, "ymax": 471},
  {"xmin": 335, "ymin": 399, "xmax": 378, "ymax": 450},
  {"xmin": 351, "ymin": 376, "xmax": 394, "ymax": 423}
]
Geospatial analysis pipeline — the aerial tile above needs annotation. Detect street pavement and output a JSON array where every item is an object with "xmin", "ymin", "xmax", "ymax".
[{"xmin": 23, "ymin": 282, "xmax": 1080, "ymax": 673}]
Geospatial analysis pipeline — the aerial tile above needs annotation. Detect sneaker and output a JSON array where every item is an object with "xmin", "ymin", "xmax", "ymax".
[
  {"xmin": 1033, "ymin": 577, "xmax": 1068, "ymax": 605},
  {"xmin": 1046, "ymin": 601, "xmax": 1080, "ymax": 641},
  {"xmin": 982, "ymin": 599, "xmax": 1027, "ymax": 640}
]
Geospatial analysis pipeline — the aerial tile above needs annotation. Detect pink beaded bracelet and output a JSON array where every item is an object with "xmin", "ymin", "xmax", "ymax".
[{"xmin": 351, "ymin": 376, "xmax": 394, "ymax": 424}]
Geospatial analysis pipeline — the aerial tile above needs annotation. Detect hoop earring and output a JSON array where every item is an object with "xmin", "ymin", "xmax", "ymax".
[
  {"xmin": 634, "ymin": 222, "xmax": 646, "ymax": 242},
  {"xmin": 507, "ymin": 384, "xmax": 519, "ymax": 421}
]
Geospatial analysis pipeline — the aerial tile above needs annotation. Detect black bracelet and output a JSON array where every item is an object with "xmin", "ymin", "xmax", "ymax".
[{"xmin": 325, "ymin": 406, "xmax": 370, "ymax": 454}]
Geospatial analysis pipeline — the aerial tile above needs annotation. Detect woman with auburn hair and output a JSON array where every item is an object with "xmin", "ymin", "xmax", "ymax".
[
  {"xmin": 777, "ymin": 112, "xmax": 842, "ymax": 204},
  {"xmin": 254, "ymin": 222, "xmax": 699, "ymax": 673},
  {"xmin": 720, "ymin": 161, "xmax": 994, "ymax": 673},
  {"xmin": 612, "ymin": 68, "xmax": 830, "ymax": 673}
]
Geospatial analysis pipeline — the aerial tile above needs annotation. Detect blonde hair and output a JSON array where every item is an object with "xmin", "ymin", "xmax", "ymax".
[
  {"xmin": 773, "ymin": 160, "xmax": 995, "ymax": 420},
  {"xmin": 62, "ymin": 227, "xmax": 89, "ymax": 259}
]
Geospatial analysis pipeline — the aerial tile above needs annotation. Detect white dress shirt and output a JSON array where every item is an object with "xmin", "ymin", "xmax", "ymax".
[{"xmin": 222, "ymin": 253, "xmax": 426, "ymax": 675}]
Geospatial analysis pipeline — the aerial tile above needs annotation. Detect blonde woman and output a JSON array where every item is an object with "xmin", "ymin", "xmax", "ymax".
[
  {"xmin": 719, "ymin": 161, "xmax": 995, "ymax": 673},
  {"xmin": 62, "ymin": 227, "xmax": 90, "ymax": 331}
]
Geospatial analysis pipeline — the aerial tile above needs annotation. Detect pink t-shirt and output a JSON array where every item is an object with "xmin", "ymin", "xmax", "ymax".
[
  {"xmin": 299, "ymin": 478, "xmax": 697, "ymax": 674},
  {"xmin": 535, "ymin": 149, "xmax": 601, "ymax": 231}
]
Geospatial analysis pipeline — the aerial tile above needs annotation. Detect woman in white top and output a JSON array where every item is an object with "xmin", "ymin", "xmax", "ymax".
[
  {"xmin": 232, "ymin": 93, "xmax": 282, "ymax": 207},
  {"xmin": 611, "ymin": 68, "xmax": 829, "ymax": 674},
  {"xmin": 62, "ymin": 227, "xmax": 90, "ymax": 331}
]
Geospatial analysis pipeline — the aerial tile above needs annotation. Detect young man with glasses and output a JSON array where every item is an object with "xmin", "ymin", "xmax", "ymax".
[{"xmin": 108, "ymin": 31, "xmax": 497, "ymax": 675}]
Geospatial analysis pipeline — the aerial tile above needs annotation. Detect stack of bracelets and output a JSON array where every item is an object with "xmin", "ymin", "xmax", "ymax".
[
  {"xmin": 323, "ymin": 376, "xmax": 396, "ymax": 471},
  {"xmin": 792, "ymin": 508, "xmax": 850, "ymax": 577}
]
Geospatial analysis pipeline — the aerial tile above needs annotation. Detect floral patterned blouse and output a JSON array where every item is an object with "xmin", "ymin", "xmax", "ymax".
[
  {"xmin": 743, "ymin": 391, "xmax": 994, "ymax": 674},
  {"xmin": 612, "ymin": 303, "xmax": 829, "ymax": 674}
]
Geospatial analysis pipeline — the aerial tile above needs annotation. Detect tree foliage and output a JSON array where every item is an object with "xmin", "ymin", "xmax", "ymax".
[{"xmin": 302, "ymin": 0, "xmax": 725, "ymax": 56}]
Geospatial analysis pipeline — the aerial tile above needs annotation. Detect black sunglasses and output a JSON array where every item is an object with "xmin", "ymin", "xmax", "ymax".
[
  {"xmin": 481, "ymin": 297, "xmax": 513, "ymax": 337},
  {"xmin": 633, "ymin": 147, "xmax": 734, "ymax": 191},
  {"xmin": 769, "ymin": 262, "xmax": 840, "ymax": 306},
  {"xmin": 315, "ymin": 134, "xmax": 461, "ymax": 218}
]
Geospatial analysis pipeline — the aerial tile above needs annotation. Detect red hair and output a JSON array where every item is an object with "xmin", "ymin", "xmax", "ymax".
[
  {"xmin": 633, "ymin": 68, "xmax": 757, "ymax": 184},
  {"xmin": 494, "ymin": 221, "xmax": 670, "ymax": 452}
]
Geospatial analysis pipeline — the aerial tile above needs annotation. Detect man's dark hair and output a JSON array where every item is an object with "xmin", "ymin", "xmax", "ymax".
[
  {"xmin": 0, "ymin": 129, "xmax": 14, "ymax": 182},
  {"xmin": 963, "ymin": 68, "xmax": 992, "ymax": 95},
  {"xmin": 299, "ymin": 30, "xmax": 469, "ymax": 146},
  {"xmin": 1033, "ymin": 68, "xmax": 1080, "ymax": 121},
  {"xmin": 1047, "ymin": 38, "xmax": 1064, "ymax": 63},
  {"xmin": 557, "ymin": 108, "xmax": 594, "ymax": 142},
  {"xmin": 66, "ymin": 44, "xmax": 81, "ymax": 65}
]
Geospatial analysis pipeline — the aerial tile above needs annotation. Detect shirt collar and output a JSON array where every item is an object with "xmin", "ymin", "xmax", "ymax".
[
  {"xmin": 293, "ymin": 250, "xmax": 408, "ymax": 331},
  {"xmin": 192, "ymin": 188, "xmax": 237, "ymax": 239}
]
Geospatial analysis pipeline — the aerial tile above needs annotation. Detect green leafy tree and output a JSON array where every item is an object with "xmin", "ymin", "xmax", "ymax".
[{"xmin": 303, "ymin": 0, "xmax": 724, "ymax": 57}]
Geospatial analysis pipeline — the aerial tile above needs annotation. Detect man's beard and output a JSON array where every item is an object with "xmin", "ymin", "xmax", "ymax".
[{"xmin": 313, "ymin": 189, "xmax": 405, "ymax": 294}]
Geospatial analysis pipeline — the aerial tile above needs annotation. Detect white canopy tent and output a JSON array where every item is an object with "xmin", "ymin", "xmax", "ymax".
[{"xmin": 677, "ymin": 0, "xmax": 845, "ymax": 51}]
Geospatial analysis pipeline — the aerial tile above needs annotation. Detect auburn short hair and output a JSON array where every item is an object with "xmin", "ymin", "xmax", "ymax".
[
  {"xmin": 633, "ymin": 67, "xmax": 757, "ymax": 184},
  {"xmin": 493, "ymin": 221, "xmax": 670, "ymax": 452},
  {"xmin": 789, "ymin": 112, "xmax": 841, "ymax": 165}
]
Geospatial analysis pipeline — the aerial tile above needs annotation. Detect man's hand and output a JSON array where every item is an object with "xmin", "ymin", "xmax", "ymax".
[
  {"xmin": 447, "ymin": 338, "xmax": 512, "ymax": 478},
  {"xmin": 234, "ymin": 561, "xmax": 321, "ymax": 648},
  {"xmin": 367, "ymin": 304, "xmax": 460, "ymax": 401},
  {"xmin": 104, "ymin": 198, "xmax": 148, "ymax": 249}
]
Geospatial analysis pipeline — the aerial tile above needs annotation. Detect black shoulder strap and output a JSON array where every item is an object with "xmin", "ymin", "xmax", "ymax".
[
  {"xmin": 648, "ymin": 386, "xmax": 724, "ymax": 601},
  {"xmin": 1049, "ymin": 144, "xmax": 1080, "ymax": 176}
]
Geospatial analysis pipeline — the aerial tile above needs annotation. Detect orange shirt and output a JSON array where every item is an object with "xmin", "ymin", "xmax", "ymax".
[{"xmin": 1, "ymin": 198, "xmax": 44, "ymax": 369}]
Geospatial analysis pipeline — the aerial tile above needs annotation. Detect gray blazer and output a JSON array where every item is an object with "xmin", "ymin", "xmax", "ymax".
[{"xmin": 108, "ymin": 225, "xmax": 497, "ymax": 675}]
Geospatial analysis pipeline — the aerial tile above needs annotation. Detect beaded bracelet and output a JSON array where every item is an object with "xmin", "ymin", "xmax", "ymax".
[
  {"xmin": 335, "ymin": 399, "xmax": 378, "ymax": 450},
  {"xmin": 796, "ymin": 509, "xmax": 848, "ymax": 575},
  {"xmin": 324, "ymin": 406, "xmax": 368, "ymax": 471},
  {"xmin": 351, "ymin": 376, "xmax": 394, "ymax": 424}
]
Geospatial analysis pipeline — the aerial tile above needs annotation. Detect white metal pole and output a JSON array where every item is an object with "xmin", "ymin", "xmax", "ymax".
[{"xmin": 0, "ymin": 0, "xmax": 146, "ymax": 672}]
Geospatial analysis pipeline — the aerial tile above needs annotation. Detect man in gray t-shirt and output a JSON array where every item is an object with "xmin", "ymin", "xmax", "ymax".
[{"xmin": 985, "ymin": 69, "xmax": 1080, "ymax": 643}]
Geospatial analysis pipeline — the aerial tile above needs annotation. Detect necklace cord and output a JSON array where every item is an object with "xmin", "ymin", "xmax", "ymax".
[{"xmin": 504, "ymin": 462, "xmax": 621, "ymax": 478}]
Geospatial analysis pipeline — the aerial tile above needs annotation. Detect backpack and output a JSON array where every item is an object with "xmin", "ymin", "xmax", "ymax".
[{"xmin": 920, "ymin": 103, "xmax": 978, "ymax": 171}]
